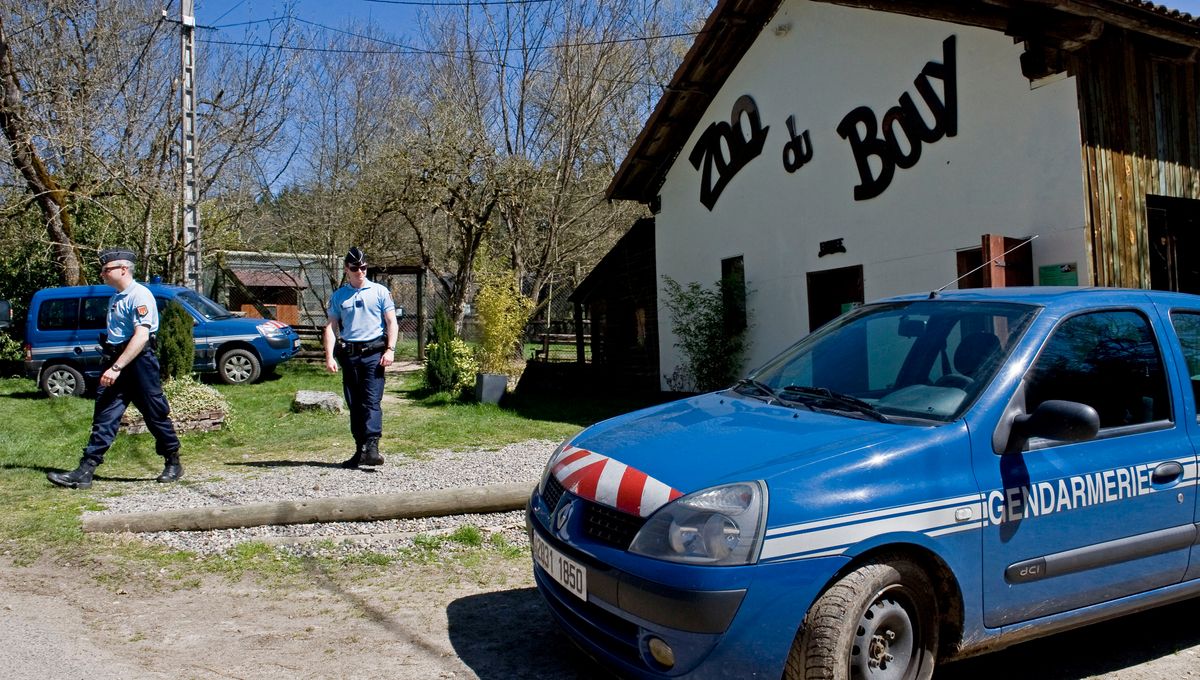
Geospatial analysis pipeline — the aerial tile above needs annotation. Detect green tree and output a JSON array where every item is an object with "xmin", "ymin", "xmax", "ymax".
[
  {"xmin": 157, "ymin": 301, "xmax": 194, "ymax": 381},
  {"xmin": 424, "ymin": 307, "xmax": 462, "ymax": 392},
  {"xmin": 474, "ymin": 267, "xmax": 534, "ymax": 375}
]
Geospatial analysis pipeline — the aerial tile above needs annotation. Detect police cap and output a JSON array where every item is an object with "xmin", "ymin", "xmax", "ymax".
[
  {"xmin": 99, "ymin": 248, "xmax": 136, "ymax": 266},
  {"xmin": 345, "ymin": 247, "xmax": 367, "ymax": 267}
]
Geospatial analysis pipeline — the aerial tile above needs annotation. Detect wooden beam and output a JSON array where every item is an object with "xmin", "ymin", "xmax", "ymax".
[{"xmin": 83, "ymin": 482, "xmax": 535, "ymax": 534}]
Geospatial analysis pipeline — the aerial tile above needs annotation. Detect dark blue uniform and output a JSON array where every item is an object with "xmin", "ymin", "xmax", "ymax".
[
  {"xmin": 83, "ymin": 280, "xmax": 180, "ymax": 465},
  {"xmin": 48, "ymin": 254, "xmax": 182, "ymax": 489},
  {"xmin": 329, "ymin": 279, "xmax": 395, "ymax": 451}
]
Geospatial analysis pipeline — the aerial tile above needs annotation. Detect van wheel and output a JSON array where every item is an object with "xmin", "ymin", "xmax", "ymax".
[
  {"xmin": 218, "ymin": 349, "xmax": 261, "ymax": 385},
  {"xmin": 40, "ymin": 364, "xmax": 86, "ymax": 398},
  {"xmin": 786, "ymin": 555, "xmax": 938, "ymax": 680}
]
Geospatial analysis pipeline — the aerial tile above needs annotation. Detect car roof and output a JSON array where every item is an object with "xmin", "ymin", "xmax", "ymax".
[
  {"xmin": 880, "ymin": 286, "xmax": 1200, "ymax": 310},
  {"xmin": 33, "ymin": 282, "xmax": 188, "ymax": 299}
]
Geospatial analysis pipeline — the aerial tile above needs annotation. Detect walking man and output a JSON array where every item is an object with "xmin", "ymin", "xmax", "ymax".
[
  {"xmin": 324, "ymin": 247, "xmax": 398, "ymax": 468},
  {"xmin": 48, "ymin": 248, "xmax": 182, "ymax": 489}
]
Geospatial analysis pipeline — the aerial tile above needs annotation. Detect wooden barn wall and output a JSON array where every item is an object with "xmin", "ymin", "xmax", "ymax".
[{"xmin": 1071, "ymin": 30, "xmax": 1200, "ymax": 288}]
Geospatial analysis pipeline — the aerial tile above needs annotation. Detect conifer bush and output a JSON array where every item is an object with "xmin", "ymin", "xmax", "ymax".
[
  {"xmin": 424, "ymin": 307, "xmax": 465, "ymax": 392},
  {"xmin": 158, "ymin": 300, "xmax": 195, "ymax": 381}
]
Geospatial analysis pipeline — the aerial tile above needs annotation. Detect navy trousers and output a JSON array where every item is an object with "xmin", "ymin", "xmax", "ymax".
[
  {"xmin": 339, "ymin": 350, "xmax": 385, "ymax": 444},
  {"xmin": 82, "ymin": 349, "xmax": 180, "ymax": 465}
]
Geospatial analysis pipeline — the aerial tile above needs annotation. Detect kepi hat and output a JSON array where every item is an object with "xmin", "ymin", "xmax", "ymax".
[
  {"xmin": 345, "ymin": 247, "xmax": 367, "ymax": 267},
  {"xmin": 99, "ymin": 248, "xmax": 136, "ymax": 266}
]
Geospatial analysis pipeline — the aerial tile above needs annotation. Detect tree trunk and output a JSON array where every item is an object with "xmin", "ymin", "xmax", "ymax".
[{"xmin": 0, "ymin": 17, "xmax": 84, "ymax": 285}]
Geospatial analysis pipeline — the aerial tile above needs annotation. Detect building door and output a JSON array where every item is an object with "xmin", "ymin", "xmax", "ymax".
[{"xmin": 1149, "ymin": 195, "xmax": 1200, "ymax": 295}]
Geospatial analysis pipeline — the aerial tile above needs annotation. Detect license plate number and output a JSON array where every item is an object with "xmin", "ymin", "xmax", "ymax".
[{"xmin": 532, "ymin": 532, "xmax": 587, "ymax": 601}]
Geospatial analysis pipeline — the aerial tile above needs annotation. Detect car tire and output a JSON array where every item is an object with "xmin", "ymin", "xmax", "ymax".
[
  {"xmin": 40, "ymin": 364, "xmax": 86, "ymax": 398},
  {"xmin": 218, "ymin": 348, "xmax": 261, "ymax": 385},
  {"xmin": 786, "ymin": 555, "xmax": 938, "ymax": 680}
]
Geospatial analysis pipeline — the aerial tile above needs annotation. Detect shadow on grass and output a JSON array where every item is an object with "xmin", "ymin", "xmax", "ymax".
[
  {"xmin": 447, "ymin": 587, "xmax": 612, "ymax": 680},
  {"xmin": 3, "ymin": 463, "xmax": 158, "ymax": 484},
  {"xmin": 394, "ymin": 384, "xmax": 675, "ymax": 428},
  {"xmin": 5, "ymin": 390, "xmax": 48, "ymax": 400}
]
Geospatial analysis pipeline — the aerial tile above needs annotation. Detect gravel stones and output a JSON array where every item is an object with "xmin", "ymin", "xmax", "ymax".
[{"xmin": 86, "ymin": 438, "xmax": 562, "ymax": 559}]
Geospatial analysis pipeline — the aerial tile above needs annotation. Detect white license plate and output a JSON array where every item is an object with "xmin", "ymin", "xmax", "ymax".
[
  {"xmin": 532, "ymin": 531, "xmax": 587, "ymax": 602},
  {"xmin": 293, "ymin": 338, "xmax": 302, "ymax": 349}
]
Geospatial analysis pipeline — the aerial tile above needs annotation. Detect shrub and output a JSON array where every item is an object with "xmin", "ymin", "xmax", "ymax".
[
  {"xmin": 474, "ymin": 268, "xmax": 534, "ymax": 375},
  {"xmin": 662, "ymin": 275, "xmax": 752, "ymax": 393},
  {"xmin": 128, "ymin": 376, "xmax": 230, "ymax": 421},
  {"xmin": 0, "ymin": 331, "xmax": 22, "ymax": 362},
  {"xmin": 158, "ymin": 300, "xmax": 195, "ymax": 381},
  {"xmin": 423, "ymin": 338, "xmax": 478, "ymax": 393},
  {"xmin": 424, "ymin": 307, "xmax": 471, "ymax": 392}
]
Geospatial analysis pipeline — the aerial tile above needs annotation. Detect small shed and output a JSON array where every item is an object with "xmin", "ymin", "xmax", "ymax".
[
  {"xmin": 570, "ymin": 218, "xmax": 660, "ymax": 391},
  {"xmin": 228, "ymin": 270, "xmax": 307, "ymax": 325}
]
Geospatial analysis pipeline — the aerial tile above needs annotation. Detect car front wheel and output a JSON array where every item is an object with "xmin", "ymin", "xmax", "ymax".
[
  {"xmin": 218, "ymin": 348, "xmax": 261, "ymax": 385},
  {"xmin": 40, "ymin": 364, "xmax": 86, "ymax": 398},
  {"xmin": 786, "ymin": 555, "xmax": 938, "ymax": 680}
]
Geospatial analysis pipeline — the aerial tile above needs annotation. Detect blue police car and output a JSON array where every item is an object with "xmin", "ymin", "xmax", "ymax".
[
  {"xmin": 25, "ymin": 284, "xmax": 301, "ymax": 397},
  {"xmin": 529, "ymin": 287, "xmax": 1200, "ymax": 679}
]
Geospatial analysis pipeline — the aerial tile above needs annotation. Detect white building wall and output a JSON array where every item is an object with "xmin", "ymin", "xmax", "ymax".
[{"xmin": 655, "ymin": 0, "xmax": 1089, "ymax": 388}]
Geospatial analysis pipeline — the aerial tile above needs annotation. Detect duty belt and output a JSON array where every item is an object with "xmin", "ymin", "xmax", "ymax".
[{"xmin": 339, "ymin": 337, "xmax": 386, "ymax": 356}]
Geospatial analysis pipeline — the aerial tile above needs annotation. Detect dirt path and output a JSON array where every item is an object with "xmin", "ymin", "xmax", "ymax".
[{"xmin": 1, "ymin": 553, "xmax": 1197, "ymax": 679}]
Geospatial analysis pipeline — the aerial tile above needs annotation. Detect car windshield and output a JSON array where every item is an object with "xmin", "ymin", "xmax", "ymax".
[
  {"xmin": 744, "ymin": 300, "xmax": 1039, "ymax": 423},
  {"xmin": 176, "ymin": 290, "xmax": 234, "ymax": 321}
]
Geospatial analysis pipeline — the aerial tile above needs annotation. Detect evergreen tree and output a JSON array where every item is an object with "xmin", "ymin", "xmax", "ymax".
[
  {"xmin": 158, "ymin": 301, "xmax": 195, "ymax": 381},
  {"xmin": 424, "ymin": 307, "xmax": 460, "ymax": 392}
]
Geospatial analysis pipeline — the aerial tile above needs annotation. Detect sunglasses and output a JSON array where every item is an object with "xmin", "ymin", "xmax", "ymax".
[
  {"xmin": 101, "ymin": 265, "xmax": 127, "ymax": 274},
  {"xmin": 346, "ymin": 264, "xmax": 367, "ymax": 272}
]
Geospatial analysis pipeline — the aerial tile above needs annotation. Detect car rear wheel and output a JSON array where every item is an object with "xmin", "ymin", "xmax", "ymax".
[
  {"xmin": 218, "ymin": 348, "xmax": 261, "ymax": 385},
  {"xmin": 786, "ymin": 555, "xmax": 938, "ymax": 680},
  {"xmin": 40, "ymin": 364, "xmax": 86, "ymax": 398}
]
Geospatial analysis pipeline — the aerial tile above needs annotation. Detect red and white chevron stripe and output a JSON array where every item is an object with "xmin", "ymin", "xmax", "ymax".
[{"xmin": 551, "ymin": 445, "xmax": 683, "ymax": 518}]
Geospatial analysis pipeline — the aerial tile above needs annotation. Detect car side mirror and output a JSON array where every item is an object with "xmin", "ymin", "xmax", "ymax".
[{"xmin": 1007, "ymin": 399, "xmax": 1099, "ymax": 453}]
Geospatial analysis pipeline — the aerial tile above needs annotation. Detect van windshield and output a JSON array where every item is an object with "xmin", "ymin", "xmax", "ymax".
[
  {"xmin": 176, "ymin": 290, "xmax": 234, "ymax": 321},
  {"xmin": 744, "ymin": 300, "xmax": 1039, "ymax": 423}
]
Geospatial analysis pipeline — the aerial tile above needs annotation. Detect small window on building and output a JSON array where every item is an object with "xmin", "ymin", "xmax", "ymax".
[{"xmin": 721, "ymin": 256, "xmax": 747, "ymax": 333}]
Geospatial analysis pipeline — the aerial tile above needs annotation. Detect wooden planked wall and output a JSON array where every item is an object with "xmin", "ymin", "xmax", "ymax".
[{"xmin": 1071, "ymin": 30, "xmax": 1200, "ymax": 288}]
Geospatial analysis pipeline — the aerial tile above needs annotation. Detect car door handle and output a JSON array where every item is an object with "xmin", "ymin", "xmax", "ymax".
[{"xmin": 1151, "ymin": 461, "xmax": 1183, "ymax": 485}]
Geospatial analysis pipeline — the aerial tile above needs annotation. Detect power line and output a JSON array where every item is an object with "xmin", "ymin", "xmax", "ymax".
[{"xmin": 363, "ymin": 0, "xmax": 555, "ymax": 6}]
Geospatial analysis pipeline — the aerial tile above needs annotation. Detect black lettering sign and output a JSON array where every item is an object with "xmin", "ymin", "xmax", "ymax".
[
  {"xmin": 688, "ymin": 95, "xmax": 770, "ymax": 210},
  {"xmin": 836, "ymin": 36, "xmax": 958, "ymax": 201},
  {"xmin": 782, "ymin": 115, "xmax": 813, "ymax": 173}
]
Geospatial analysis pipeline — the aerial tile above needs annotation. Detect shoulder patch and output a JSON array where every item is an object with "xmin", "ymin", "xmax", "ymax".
[{"xmin": 136, "ymin": 305, "xmax": 149, "ymax": 316}]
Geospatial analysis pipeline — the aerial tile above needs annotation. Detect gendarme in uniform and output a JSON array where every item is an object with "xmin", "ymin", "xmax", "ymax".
[
  {"xmin": 47, "ymin": 248, "xmax": 182, "ymax": 490},
  {"xmin": 324, "ymin": 247, "xmax": 398, "ymax": 468}
]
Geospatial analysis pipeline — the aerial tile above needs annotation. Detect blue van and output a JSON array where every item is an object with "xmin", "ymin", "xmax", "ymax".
[{"xmin": 24, "ymin": 284, "xmax": 301, "ymax": 397}]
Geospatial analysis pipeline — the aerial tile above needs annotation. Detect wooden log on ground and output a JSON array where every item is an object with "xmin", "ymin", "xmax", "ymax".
[{"xmin": 83, "ymin": 481, "xmax": 535, "ymax": 534}]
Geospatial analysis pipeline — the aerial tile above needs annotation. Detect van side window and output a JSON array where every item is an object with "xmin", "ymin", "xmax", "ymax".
[
  {"xmin": 38, "ymin": 299, "xmax": 78, "ymax": 331},
  {"xmin": 78, "ymin": 297, "xmax": 109, "ymax": 330},
  {"xmin": 1025, "ymin": 310, "xmax": 1171, "ymax": 429},
  {"xmin": 1169, "ymin": 311, "xmax": 1200, "ymax": 421}
]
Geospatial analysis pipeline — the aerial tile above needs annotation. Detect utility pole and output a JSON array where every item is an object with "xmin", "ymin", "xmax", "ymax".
[{"xmin": 179, "ymin": 0, "xmax": 201, "ymax": 291}]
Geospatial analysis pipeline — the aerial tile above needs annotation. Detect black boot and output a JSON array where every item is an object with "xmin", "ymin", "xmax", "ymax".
[
  {"xmin": 47, "ymin": 460, "xmax": 98, "ymax": 490},
  {"xmin": 156, "ymin": 453, "xmax": 183, "ymax": 483},
  {"xmin": 341, "ymin": 442, "xmax": 364, "ymax": 469},
  {"xmin": 360, "ymin": 437, "xmax": 384, "ymax": 466}
]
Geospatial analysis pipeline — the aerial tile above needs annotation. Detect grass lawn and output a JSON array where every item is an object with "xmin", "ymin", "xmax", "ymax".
[{"xmin": 0, "ymin": 361, "xmax": 660, "ymax": 578}]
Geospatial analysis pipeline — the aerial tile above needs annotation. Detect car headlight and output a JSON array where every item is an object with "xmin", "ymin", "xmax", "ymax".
[
  {"xmin": 628, "ymin": 481, "xmax": 767, "ymax": 566},
  {"xmin": 538, "ymin": 438, "xmax": 574, "ymax": 494},
  {"xmin": 256, "ymin": 321, "xmax": 287, "ymax": 337}
]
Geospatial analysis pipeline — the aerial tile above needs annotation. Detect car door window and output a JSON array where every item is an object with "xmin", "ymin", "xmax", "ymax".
[
  {"xmin": 1169, "ymin": 311, "xmax": 1200, "ymax": 421},
  {"xmin": 37, "ymin": 299, "xmax": 78, "ymax": 331},
  {"xmin": 1025, "ymin": 310, "xmax": 1171, "ymax": 430},
  {"xmin": 78, "ymin": 297, "xmax": 109, "ymax": 330}
]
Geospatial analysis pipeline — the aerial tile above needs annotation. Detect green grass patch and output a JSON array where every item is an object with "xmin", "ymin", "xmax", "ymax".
[{"xmin": 0, "ymin": 362, "xmax": 656, "ymax": 581}]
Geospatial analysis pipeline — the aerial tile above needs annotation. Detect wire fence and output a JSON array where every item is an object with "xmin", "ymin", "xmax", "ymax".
[{"xmin": 200, "ymin": 250, "xmax": 592, "ymax": 364}]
